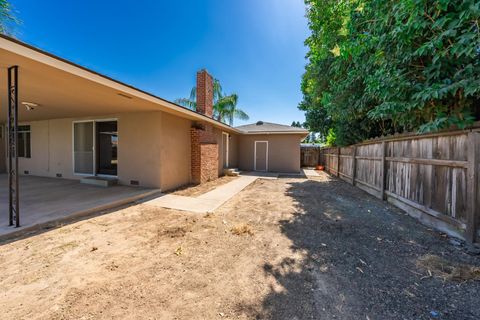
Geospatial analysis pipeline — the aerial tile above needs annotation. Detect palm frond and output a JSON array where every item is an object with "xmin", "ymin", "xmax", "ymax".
[
  {"xmin": 234, "ymin": 109, "xmax": 249, "ymax": 120},
  {"xmin": 178, "ymin": 77, "xmax": 248, "ymax": 126},
  {"xmin": 174, "ymin": 98, "xmax": 197, "ymax": 110},
  {"xmin": 0, "ymin": 0, "xmax": 20, "ymax": 36},
  {"xmin": 213, "ymin": 79, "xmax": 223, "ymax": 101}
]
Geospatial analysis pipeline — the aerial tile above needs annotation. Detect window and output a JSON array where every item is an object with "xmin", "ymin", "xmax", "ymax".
[{"xmin": 18, "ymin": 125, "xmax": 31, "ymax": 158}]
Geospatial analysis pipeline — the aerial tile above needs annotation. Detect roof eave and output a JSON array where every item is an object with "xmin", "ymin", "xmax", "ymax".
[
  {"xmin": 240, "ymin": 131, "xmax": 309, "ymax": 136},
  {"xmin": 0, "ymin": 34, "xmax": 242, "ymax": 134}
]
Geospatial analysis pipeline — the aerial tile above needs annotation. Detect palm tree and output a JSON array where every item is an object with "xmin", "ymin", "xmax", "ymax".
[
  {"xmin": 175, "ymin": 78, "xmax": 249, "ymax": 126},
  {"xmin": 214, "ymin": 93, "xmax": 249, "ymax": 126},
  {"xmin": 0, "ymin": 0, "xmax": 18, "ymax": 35}
]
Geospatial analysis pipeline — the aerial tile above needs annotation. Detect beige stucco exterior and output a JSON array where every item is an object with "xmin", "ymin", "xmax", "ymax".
[
  {"xmin": 238, "ymin": 134, "xmax": 304, "ymax": 173},
  {"xmin": 3, "ymin": 118, "xmax": 303, "ymax": 191},
  {"xmin": 3, "ymin": 110, "xmax": 247, "ymax": 191},
  {"xmin": 0, "ymin": 34, "xmax": 307, "ymax": 192},
  {"xmin": 4, "ymin": 111, "xmax": 199, "ymax": 191},
  {"xmin": 159, "ymin": 112, "xmax": 192, "ymax": 191}
]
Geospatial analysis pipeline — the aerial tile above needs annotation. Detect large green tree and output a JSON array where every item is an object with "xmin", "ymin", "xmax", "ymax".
[
  {"xmin": 175, "ymin": 78, "xmax": 249, "ymax": 126},
  {"xmin": 301, "ymin": 0, "xmax": 480, "ymax": 146},
  {"xmin": 0, "ymin": 0, "xmax": 18, "ymax": 35}
]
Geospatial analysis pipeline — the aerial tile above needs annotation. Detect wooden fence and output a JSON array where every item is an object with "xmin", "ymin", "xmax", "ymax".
[
  {"xmin": 319, "ymin": 128, "xmax": 480, "ymax": 242},
  {"xmin": 300, "ymin": 145, "xmax": 320, "ymax": 167}
]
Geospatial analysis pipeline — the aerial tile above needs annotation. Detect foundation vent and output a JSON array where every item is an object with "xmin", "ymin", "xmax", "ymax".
[
  {"xmin": 56, "ymin": 173, "xmax": 63, "ymax": 178},
  {"xmin": 24, "ymin": 170, "xmax": 29, "ymax": 175},
  {"xmin": 130, "ymin": 180, "xmax": 140, "ymax": 186}
]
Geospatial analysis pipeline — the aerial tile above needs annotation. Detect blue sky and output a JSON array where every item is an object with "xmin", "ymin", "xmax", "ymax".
[{"xmin": 9, "ymin": 0, "xmax": 309, "ymax": 126}]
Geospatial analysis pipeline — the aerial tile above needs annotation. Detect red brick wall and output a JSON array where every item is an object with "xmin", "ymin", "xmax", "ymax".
[
  {"xmin": 196, "ymin": 70, "xmax": 214, "ymax": 118},
  {"xmin": 191, "ymin": 125, "xmax": 219, "ymax": 184},
  {"xmin": 200, "ymin": 143, "xmax": 218, "ymax": 182},
  {"xmin": 191, "ymin": 128, "xmax": 201, "ymax": 184},
  {"xmin": 191, "ymin": 69, "xmax": 218, "ymax": 184}
]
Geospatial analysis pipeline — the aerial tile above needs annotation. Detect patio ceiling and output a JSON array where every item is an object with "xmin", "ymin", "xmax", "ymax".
[{"xmin": 0, "ymin": 35, "xmax": 239, "ymax": 133}]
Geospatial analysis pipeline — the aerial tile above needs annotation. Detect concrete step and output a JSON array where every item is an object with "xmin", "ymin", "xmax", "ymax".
[
  {"xmin": 223, "ymin": 168, "xmax": 240, "ymax": 177},
  {"xmin": 80, "ymin": 176, "xmax": 118, "ymax": 187}
]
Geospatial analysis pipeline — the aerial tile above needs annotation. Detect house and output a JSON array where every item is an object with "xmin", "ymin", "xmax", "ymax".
[{"xmin": 0, "ymin": 34, "xmax": 308, "ymax": 192}]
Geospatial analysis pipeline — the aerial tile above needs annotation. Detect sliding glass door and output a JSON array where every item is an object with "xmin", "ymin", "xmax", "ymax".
[
  {"xmin": 96, "ymin": 121, "xmax": 118, "ymax": 176},
  {"xmin": 73, "ymin": 121, "xmax": 94, "ymax": 175}
]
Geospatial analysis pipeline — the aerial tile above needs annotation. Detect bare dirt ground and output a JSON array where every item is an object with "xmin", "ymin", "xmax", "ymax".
[
  {"xmin": 1, "ymin": 172, "xmax": 479, "ymax": 319},
  {"xmin": 170, "ymin": 175, "xmax": 238, "ymax": 197}
]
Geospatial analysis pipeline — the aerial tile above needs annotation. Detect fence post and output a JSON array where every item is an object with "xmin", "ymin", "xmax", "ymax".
[
  {"xmin": 351, "ymin": 146, "xmax": 357, "ymax": 185},
  {"xmin": 380, "ymin": 141, "xmax": 387, "ymax": 200},
  {"xmin": 466, "ymin": 131, "xmax": 479, "ymax": 243},
  {"xmin": 337, "ymin": 147, "xmax": 341, "ymax": 177}
]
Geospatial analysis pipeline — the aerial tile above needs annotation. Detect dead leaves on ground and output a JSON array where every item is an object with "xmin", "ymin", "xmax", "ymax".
[
  {"xmin": 231, "ymin": 224, "xmax": 254, "ymax": 236},
  {"xmin": 417, "ymin": 254, "xmax": 480, "ymax": 282}
]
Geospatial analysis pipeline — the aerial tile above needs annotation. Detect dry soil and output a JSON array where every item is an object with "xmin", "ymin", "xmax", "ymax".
[{"xmin": 0, "ymin": 172, "xmax": 479, "ymax": 319}]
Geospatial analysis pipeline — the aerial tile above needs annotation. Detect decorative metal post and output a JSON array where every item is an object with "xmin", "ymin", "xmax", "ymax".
[{"xmin": 7, "ymin": 66, "xmax": 20, "ymax": 227}]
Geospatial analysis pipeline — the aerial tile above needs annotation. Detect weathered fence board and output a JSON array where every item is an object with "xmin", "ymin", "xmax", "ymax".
[
  {"xmin": 300, "ymin": 146, "xmax": 320, "ymax": 167},
  {"xmin": 319, "ymin": 128, "xmax": 480, "ymax": 242}
]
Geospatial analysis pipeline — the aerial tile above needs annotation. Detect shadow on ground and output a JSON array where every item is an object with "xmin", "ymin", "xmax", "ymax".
[{"xmin": 239, "ymin": 175, "xmax": 480, "ymax": 320}]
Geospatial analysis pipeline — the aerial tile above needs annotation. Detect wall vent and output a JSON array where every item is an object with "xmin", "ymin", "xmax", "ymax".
[{"xmin": 130, "ymin": 180, "xmax": 139, "ymax": 186}]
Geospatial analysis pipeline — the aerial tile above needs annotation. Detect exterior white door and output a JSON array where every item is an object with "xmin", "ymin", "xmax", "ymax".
[
  {"xmin": 254, "ymin": 141, "xmax": 268, "ymax": 172},
  {"xmin": 222, "ymin": 132, "xmax": 229, "ymax": 168}
]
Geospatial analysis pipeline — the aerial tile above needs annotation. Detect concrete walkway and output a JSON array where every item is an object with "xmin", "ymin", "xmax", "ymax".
[
  {"xmin": 145, "ymin": 173, "xmax": 277, "ymax": 213},
  {"xmin": 303, "ymin": 168, "xmax": 320, "ymax": 177}
]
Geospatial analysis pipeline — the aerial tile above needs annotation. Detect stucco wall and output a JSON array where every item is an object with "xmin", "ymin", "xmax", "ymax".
[
  {"xmin": 159, "ymin": 113, "xmax": 192, "ymax": 191},
  {"xmin": 8, "ymin": 111, "xmax": 195, "ymax": 190},
  {"xmin": 117, "ymin": 112, "xmax": 163, "ymax": 188},
  {"xmin": 228, "ymin": 133, "xmax": 239, "ymax": 169},
  {"xmin": 17, "ymin": 119, "xmax": 74, "ymax": 179},
  {"xmin": 238, "ymin": 134, "xmax": 303, "ymax": 173},
  {"xmin": 4, "ymin": 112, "xmax": 301, "ymax": 188},
  {"xmin": 214, "ymin": 130, "xmax": 239, "ymax": 173}
]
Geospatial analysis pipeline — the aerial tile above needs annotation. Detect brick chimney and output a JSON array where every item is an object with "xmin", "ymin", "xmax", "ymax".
[{"xmin": 196, "ymin": 69, "xmax": 214, "ymax": 118}]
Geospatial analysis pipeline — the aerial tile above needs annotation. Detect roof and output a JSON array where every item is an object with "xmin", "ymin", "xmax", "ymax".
[
  {"xmin": 0, "ymin": 34, "xmax": 240, "ymax": 133},
  {"xmin": 235, "ymin": 121, "xmax": 309, "ymax": 135}
]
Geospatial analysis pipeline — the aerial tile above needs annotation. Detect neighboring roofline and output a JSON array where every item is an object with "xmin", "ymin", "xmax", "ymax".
[
  {"xmin": 240, "ymin": 131, "xmax": 309, "ymax": 135},
  {"xmin": 0, "ymin": 34, "xmax": 241, "ymax": 134}
]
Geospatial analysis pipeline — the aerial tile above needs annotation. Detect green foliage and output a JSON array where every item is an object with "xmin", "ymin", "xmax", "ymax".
[
  {"xmin": 301, "ymin": 0, "xmax": 480, "ymax": 146},
  {"xmin": 0, "ymin": 0, "xmax": 18, "ymax": 35},
  {"xmin": 175, "ymin": 78, "xmax": 249, "ymax": 126},
  {"xmin": 291, "ymin": 121, "xmax": 303, "ymax": 127},
  {"xmin": 325, "ymin": 128, "xmax": 336, "ymax": 146}
]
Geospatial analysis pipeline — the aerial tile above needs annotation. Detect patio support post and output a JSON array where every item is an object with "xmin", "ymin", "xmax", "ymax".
[{"xmin": 7, "ymin": 66, "xmax": 20, "ymax": 227}]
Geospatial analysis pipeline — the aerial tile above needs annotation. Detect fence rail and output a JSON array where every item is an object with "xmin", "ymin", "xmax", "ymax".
[{"xmin": 318, "ymin": 128, "xmax": 480, "ymax": 243}]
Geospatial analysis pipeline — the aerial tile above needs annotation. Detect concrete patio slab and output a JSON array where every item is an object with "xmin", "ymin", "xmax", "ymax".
[
  {"xmin": 303, "ymin": 169, "xmax": 320, "ymax": 177},
  {"xmin": 0, "ymin": 174, "xmax": 159, "ymax": 239},
  {"xmin": 145, "ymin": 173, "xmax": 274, "ymax": 213}
]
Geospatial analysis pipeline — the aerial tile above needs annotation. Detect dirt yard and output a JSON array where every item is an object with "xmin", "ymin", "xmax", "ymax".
[
  {"xmin": 1, "ymin": 172, "xmax": 479, "ymax": 319},
  {"xmin": 171, "ymin": 175, "xmax": 238, "ymax": 197}
]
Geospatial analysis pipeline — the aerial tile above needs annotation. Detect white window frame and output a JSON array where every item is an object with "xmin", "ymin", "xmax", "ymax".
[
  {"xmin": 222, "ymin": 132, "xmax": 229, "ymax": 168},
  {"xmin": 72, "ymin": 118, "xmax": 118, "ymax": 177},
  {"xmin": 254, "ymin": 140, "xmax": 268, "ymax": 172}
]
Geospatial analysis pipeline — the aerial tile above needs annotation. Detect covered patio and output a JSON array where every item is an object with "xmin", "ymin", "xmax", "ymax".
[
  {"xmin": 0, "ymin": 34, "xmax": 203, "ymax": 236},
  {"xmin": 0, "ymin": 174, "xmax": 159, "ymax": 239}
]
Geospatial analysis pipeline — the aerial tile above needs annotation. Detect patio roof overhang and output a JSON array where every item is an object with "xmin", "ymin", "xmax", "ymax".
[{"xmin": 0, "ymin": 35, "xmax": 240, "ymax": 134}]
